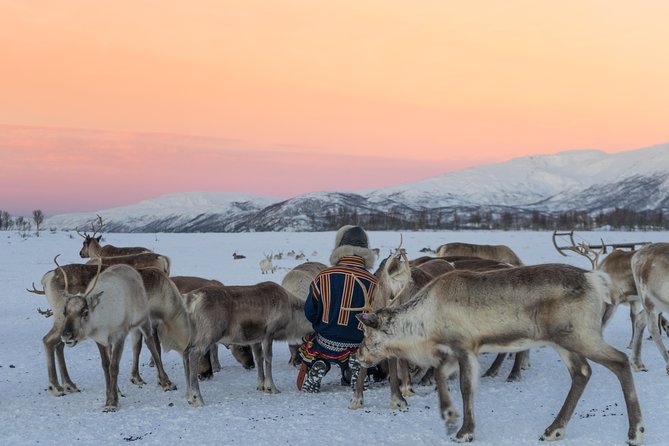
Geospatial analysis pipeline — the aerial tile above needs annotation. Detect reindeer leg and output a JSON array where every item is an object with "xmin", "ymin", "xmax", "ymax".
[
  {"xmin": 454, "ymin": 350, "xmax": 479, "ymax": 443},
  {"xmin": 435, "ymin": 356, "xmax": 459, "ymax": 434},
  {"xmin": 540, "ymin": 348, "xmax": 591, "ymax": 441},
  {"xmin": 104, "ymin": 338, "xmax": 125, "ymax": 412},
  {"xmin": 148, "ymin": 324, "xmax": 161, "ymax": 368},
  {"xmin": 482, "ymin": 353, "xmax": 505, "ymax": 378},
  {"xmin": 43, "ymin": 326, "xmax": 66, "ymax": 396},
  {"xmin": 139, "ymin": 320, "xmax": 176, "ymax": 391},
  {"xmin": 398, "ymin": 358, "xmax": 415, "ymax": 397},
  {"xmin": 129, "ymin": 330, "xmax": 146, "ymax": 386},
  {"xmin": 506, "ymin": 350, "xmax": 527, "ymax": 382},
  {"xmin": 627, "ymin": 302, "xmax": 643, "ymax": 350},
  {"xmin": 251, "ymin": 343, "xmax": 265, "ymax": 392},
  {"xmin": 209, "ymin": 345, "xmax": 221, "ymax": 373},
  {"xmin": 630, "ymin": 307, "xmax": 648, "ymax": 371},
  {"xmin": 260, "ymin": 338, "xmax": 279, "ymax": 393},
  {"xmin": 645, "ymin": 306, "xmax": 669, "ymax": 374},
  {"xmin": 348, "ymin": 366, "xmax": 368, "ymax": 409},
  {"xmin": 389, "ymin": 359, "xmax": 408, "ymax": 410},
  {"xmin": 184, "ymin": 345, "xmax": 205, "ymax": 407},
  {"xmin": 579, "ymin": 340, "xmax": 644, "ymax": 446}
]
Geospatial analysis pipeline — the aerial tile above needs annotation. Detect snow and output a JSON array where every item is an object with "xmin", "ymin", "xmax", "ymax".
[{"xmin": 2, "ymin": 229, "xmax": 669, "ymax": 445}]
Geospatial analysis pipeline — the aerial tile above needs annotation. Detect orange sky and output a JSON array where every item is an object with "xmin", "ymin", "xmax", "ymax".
[{"xmin": 2, "ymin": 1, "xmax": 669, "ymax": 215}]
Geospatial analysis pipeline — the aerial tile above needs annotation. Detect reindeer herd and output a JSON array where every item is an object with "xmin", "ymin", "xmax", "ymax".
[{"xmin": 25, "ymin": 220, "xmax": 669, "ymax": 445}]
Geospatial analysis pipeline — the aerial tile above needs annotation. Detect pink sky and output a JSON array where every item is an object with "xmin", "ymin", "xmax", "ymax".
[{"xmin": 2, "ymin": 1, "xmax": 668, "ymax": 215}]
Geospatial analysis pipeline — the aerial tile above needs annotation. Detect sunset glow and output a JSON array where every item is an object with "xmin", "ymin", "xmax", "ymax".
[{"xmin": 2, "ymin": 1, "xmax": 668, "ymax": 215}]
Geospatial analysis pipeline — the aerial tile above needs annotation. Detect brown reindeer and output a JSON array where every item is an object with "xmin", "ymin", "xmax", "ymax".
[
  {"xmin": 181, "ymin": 282, "xmax": 313, "ymax": 406},
  {"xmin": 170, "ymin": 276, "xmax": 256, "ymax": 375},
  {"xmin": 77, "ymin": 215, "xmax": 151, "ymax": 258},
  {"xmin": 86, "ymin": 252, "xmax": 171, "ymax": 275},
  {"xmin": 435, "ymin": 242, "xmax": 523, "ymax": 266},
  {"xmin": 356, "ymin": 263, "xmax": 644, "ymax": 444},
  {"xmin": 630, "ymin": 243, "xmax": 669, "ymax": 374}
]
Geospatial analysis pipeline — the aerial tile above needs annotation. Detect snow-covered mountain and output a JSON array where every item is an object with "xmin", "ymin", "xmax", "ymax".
[{"xmin": 44, "ymin": 144, "xmax": 669, "ymax": 232}]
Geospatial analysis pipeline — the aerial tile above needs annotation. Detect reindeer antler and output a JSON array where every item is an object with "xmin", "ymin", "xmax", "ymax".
[
  {"xmin": 26, "ymin": 282, "xmax": 46, "ymax": 295},
  {"xmin": 562, "ymin": 242, "xmax": 604, "ymax": 270},
  {"xmin": 53, "ymin": 254, "xmax": 69, "ymax": 294},
  {"xmin": 37, "ymin": 307, "xmax": 53, "ymax": 318}
]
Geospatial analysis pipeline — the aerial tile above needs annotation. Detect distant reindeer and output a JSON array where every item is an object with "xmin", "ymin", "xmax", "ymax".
[
  {"xmin": 233, "ymin": 252, "xmax": 246, "ymax": 260},
  {"xmin": 435, "ymin": 242, "xmax": 523, "ymax": 266},
  {"xmin": 86, "ymin": 252, "xmax": 171, "ymax": 275},
  {"xmin": 356, "ymin": 263, "xmax": 644, "ymax": 444},
  {"xmin": 77, "ymin": 214, "xmax": 151, "ymax": 258},
  {"xmin": 259, "ymin": 253, "xmax": 277, "ymax": 274}
]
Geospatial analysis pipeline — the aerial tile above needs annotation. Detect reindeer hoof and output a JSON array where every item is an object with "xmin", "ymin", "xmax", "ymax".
[
  {"xmin": 48, "ymin": 385, "xmax": 66, "ymax": 397},
  {"xmin": 131, "ymin": 376, "xmax": 146, "ymax": 386},
  {"xmin": 161, "ymin": 381, "xmax": 177, "ymax": 391},
  {"xmin": 187, "ymin": 394, "xmax": 204, "ymax": 407},
  {"xmin": 506, "ymin": 374, "xmax": 522, "ymax": 382},
  {"xmin": 390, "ymin": 397, "xmax": 408, "ymax": 411},
  {"xmin": 401, "ymin": 388, "xmax": 416, "ymax": 398},
  {"xmin": 540, "ymin": 426, "xmax": 565, "ymax": 441},
  {"xmin": 631, "ymin": 362, "xmax": 647, "ymax": 372},
  {"xmin": 103, "ymin": 405, "xmax": 118, "ymax": 413},
  {"xmin": 348, "ymin": 397, "xmax": 363, "ymax": 410},
  {"xmin": 63, "ymin": 383, "xmax": 80, "ymax": 393},
  {"xmin": 264, "ymin": 387, "xmax": 280, "ymax": 394},
  {"xmin": 627, "ymin": 424, "xmax": 645, "ymax": 446},
  {"xmin": 454, "ymin": 431, "xmax": 474, "ymax": 443}
]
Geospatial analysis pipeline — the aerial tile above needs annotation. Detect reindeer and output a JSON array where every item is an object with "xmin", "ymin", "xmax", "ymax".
[
  {"xmin": 59, "ymin": 263, "xmax": 174, "ymax": 411},
  {"xmin": 232, "ymin": 252, "xmax": 246, "ymax": 260},
  {"xmin": 563, "ymin": 244, "xmax": 650, "ymax": 349},
  {"xmin": 86, "ymin": 252, "xmax": 171, "ymax": 275},
  {"xmin": 280, "ymin": 261, "xmax": 328, "ymax": 366},
  {"xmin": 170, "ymin": 275, "xmax": 255, "ymax": 375},
  {"xmin": 27, "ymin": 258, "xmax": 109, "ymax": 396},
  {"xmin": 630, "ymin": 243, "xmax": 669, "ymax": 374},
  {"xmin": 355, "ymin": 263, "xmax": 644, "ymax": 444},
  {"xmin": 181, "ymin": 282, "xmax": 313, "ymax": 406},
  {"xmin": 77, "ymin": 214, "xmax": 151, "ymax": 258},
  {"xmin": 348, "ymin": 250, "xmax": 454, "ymax": 411},
  {"xmin": 435, "ymin": 242, "xmax": 523, "ymax": 266},
  {"xmin": 259, "ymin": 253, "xmax": 276, "ymax": 274}
]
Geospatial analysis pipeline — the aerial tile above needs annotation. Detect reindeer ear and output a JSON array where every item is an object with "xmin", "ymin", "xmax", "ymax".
[
  {"xmin": 356, "ymin": 312, "xmax": 380, "ymax": 329},
  {"xmin": 96, "ymin": 236, "xmax": 102, "ymax": 242},
  {"xmin": 88, "ymin": 291, "xmax": 104, "ymax": 310}
]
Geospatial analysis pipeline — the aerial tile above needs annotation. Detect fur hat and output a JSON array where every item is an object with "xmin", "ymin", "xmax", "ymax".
[{"xmin": 329, "ymin": 225, "xmax": 375, "ymax": 268}]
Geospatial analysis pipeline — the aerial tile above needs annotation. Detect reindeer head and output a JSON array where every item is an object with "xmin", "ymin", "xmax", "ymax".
[
  {"xmin": 57, "ymin": 256, "xmax": 104, "ymax": 346},
  {"xmin": 355, "ymin": 312, "xmax": 390, "ymax": 367},
  {"xmin": 373, "ymin": 240, "xmax": 411, "ymax": 308},
  {"xmin": 77, "ymin": 215, "xmax": 104, "ymax": 258},
  {"xmin": 60, "ymin": 292, "xmax": 102, "ymax": 346}
]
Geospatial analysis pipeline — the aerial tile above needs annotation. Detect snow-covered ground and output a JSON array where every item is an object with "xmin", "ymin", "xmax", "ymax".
[{"xmin": 1, "ymin": 230, "xmax": 668, "ymax": 445}]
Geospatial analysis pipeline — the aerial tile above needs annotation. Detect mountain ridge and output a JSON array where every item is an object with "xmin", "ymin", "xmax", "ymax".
[{"xmin": 44, "ymin": 144, "xmax": 669, "ymax": 232}]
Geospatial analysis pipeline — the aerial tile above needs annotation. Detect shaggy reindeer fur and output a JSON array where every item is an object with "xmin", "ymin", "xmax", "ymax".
[{"xmin": 356, "ymin": 263, "xmax": 643, "ymax": 444}]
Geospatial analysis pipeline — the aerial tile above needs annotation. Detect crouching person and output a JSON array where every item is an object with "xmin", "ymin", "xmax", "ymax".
[{"xmin": 297, "ymin": 225, "xmax": 377, "ymax": 393}]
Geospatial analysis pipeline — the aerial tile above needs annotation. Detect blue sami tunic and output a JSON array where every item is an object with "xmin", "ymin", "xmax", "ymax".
[{"xmin": 300, "ymin": 255, "xmax": 377, "ymax": 366}]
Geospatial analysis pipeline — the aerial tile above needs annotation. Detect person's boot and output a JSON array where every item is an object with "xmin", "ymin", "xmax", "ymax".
[{"xmin": 301, "ymin": 360, "xmax": 330, "ymax": 393}]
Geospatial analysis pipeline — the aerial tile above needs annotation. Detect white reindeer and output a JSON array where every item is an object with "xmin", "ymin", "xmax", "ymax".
[
  {"xmin": 259, "ymin": 253, "xmax": 276, "ymax": 274},
  {"xmin": 356, "ymin": 263, "xmax": 644, "ymax": 444},
  {"xmin": 60, "ymin": 263, "xmax": 173, "ymax": 411}
]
